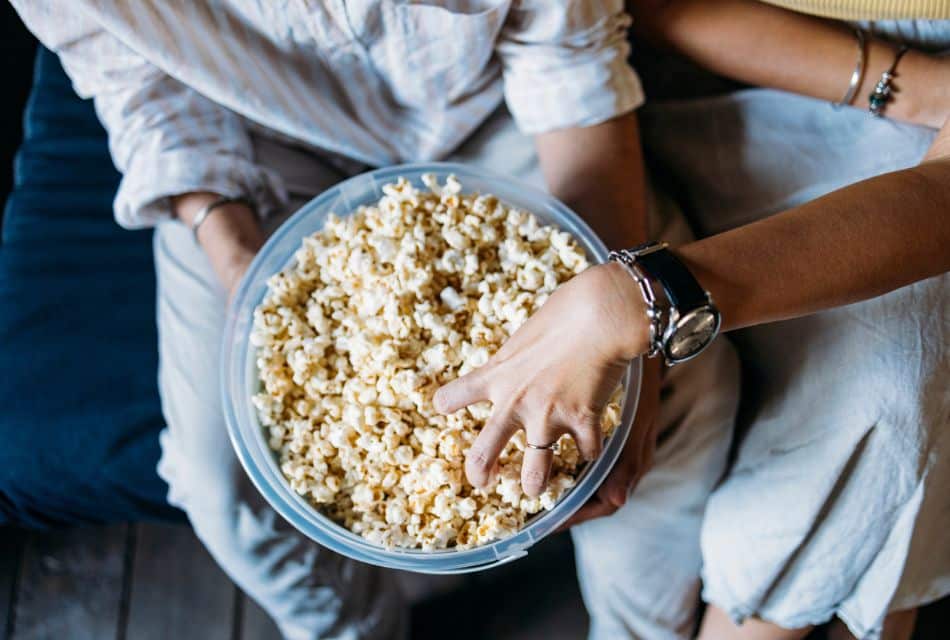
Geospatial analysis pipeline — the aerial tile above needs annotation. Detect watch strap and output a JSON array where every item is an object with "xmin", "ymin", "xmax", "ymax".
[{"xmin": 634, "ymin": 244, "xmax": 709, "ymax": 311}]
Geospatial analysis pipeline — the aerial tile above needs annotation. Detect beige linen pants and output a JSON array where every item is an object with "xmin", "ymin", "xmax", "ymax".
[{"xmin": 152, "ymin": 107, "xmax": 740, "ymax": 639}]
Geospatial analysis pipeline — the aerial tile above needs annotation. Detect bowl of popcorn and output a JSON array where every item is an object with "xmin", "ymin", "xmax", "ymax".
[{"xmin": 222, "ymin": 163, "xmax": 641, "ymax": 574}]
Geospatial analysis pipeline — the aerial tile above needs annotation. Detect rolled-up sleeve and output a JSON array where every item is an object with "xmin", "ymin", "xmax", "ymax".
[
  {"xmin": 11, "ymin": 1, "xmax": 287, "ymax": 229},
  {"xmin": 497, "ymin": 0, "xmax": 644, "ymax": 135}
]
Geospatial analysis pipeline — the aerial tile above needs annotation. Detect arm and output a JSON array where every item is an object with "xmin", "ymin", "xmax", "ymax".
[
  {"xmin": 676, "ymin": 123, "xmax": 950, "ymax": 336},
  {"xmin": 534, "ymin": 115, "xmax": 666, "ymax": 517},
  {"xmin": 631, "ymin": 0, "xmax": 950, "ymax": 128},
  {"xmin": 436, "ymin": 1, "xmax": 661, "ymax": 513},
  {"xmin": 501, "ymin": 0, "xmax": 648, "ymax": 255},
  {"xmin": 437, "ymin": 0, "xmax": 950, "ymax": 507},
  {"xmin": 536, "ymin": 114, "xmax": 647, "ymax": 247},
  {"xmin": 12, "ymin": 1, "xmax": 283, "ymax": 293},
  {"xmin": 436, "ymin": 94, "xmax": 950, "ymax": 514},
  {"xmin": 171, "ymin": 194, "xmax": 264, "ymax": 298},
  {"xmin": 623, "ymin": 0, "xmax": 950, "ymax": 335}
]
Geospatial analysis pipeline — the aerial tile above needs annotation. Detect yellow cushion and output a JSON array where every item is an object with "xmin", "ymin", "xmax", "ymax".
[{"xmin": 756, "ymin": 0, "xmax": 950, "ymax": 20}]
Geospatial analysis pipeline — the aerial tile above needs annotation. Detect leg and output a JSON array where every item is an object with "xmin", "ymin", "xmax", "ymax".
[
  {"xmin": 698, "ymin": 605, "xmax": 811, "ymax": 640},
  {"xmin": 640, "ymin": 71, "xmax": 949, "ymax": 639},
  {"xmin": 880, "ymin": 609, "xmax": 918, "ymax": 640},
  {"xmin": 571, "ymin": 338, "xmax": 740, "ymax": 640},
  {"xmin": 569, "ymin": 182, "xmax": 740, "ymax": 640},
  {"xmin": 153, "ymin": 143, "xmax": 404, "ymax": 640},
  {"xmin": 828, "ymin": 609, "xmax": 918, "ymax": 640}
]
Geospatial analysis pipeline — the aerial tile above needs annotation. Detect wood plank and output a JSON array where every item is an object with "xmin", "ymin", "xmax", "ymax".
[
  {"xmin": 395, "ymin": 571, "xmax": 467, "ymax": 605},
  {"xmin": 125, "ymin": 523, "xmax": 235, "ymax": 640},
  {"xmin": 0, "ymin": 528, "xmax": 26, "ymax": 639},
  {"xmin": 411, "ymin": 532, "xmax": 587, "ymax": 640},
  {"xmin": 13, "ymin": 524, "xmax": 127, "ymax": 640},
  {"xmin": 239, "ymin": 593, "xmax": 281, "ymax": 640}
]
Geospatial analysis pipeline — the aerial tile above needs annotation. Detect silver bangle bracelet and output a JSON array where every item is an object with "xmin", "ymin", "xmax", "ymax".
[
  {"xmin": 834, "ymin": 28, "xmax": 868, "ymax": 109},
  {"xmin": 607, "ymin": 249, "xmax": 664, "ymax": 359},
  {"xmin": 190, "ymin": 196, "xmax": 254, "ymax": 244}
]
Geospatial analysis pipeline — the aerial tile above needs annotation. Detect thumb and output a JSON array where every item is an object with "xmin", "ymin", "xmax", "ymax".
[
  {"xmin": 601, "ymin": 465, "xmax": 636, "ymax": 509},
  {"xmin": 599, "ymin": 416, "xmax": 650, "ymax": 509},
  {"xmin": 598, "ymin": 443, "xmax": 638, "ymax": 509}
]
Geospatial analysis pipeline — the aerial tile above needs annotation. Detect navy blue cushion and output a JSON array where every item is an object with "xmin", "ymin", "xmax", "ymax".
[{"xmin": 0, "ymin": 48, "xmax": 181, "ymax": 527}]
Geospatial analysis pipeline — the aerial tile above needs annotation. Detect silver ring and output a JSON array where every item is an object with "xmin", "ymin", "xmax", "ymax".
[{"xmin": 526, "ymin": 440, "xmax": 559, "ymax": 452}]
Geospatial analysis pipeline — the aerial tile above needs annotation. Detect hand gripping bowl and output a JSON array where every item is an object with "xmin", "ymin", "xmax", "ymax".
[{"xmin": 222, "ymin": 162, "xmax": 641, "ymax": 574}]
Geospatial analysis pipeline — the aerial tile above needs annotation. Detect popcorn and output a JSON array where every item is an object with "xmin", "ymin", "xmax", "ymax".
[
  {"xmin": 439, "ymin": 286, "xmax": 466, "ymax": 312},
  {"xmin": 251, "ymin": 175, "xmax": 623, "ymax": 550}
]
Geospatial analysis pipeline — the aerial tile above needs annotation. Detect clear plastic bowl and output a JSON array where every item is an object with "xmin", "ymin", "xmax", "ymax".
[{"xmin": 222, "ymin": 162, "xmax": 641, "ymax": 574}]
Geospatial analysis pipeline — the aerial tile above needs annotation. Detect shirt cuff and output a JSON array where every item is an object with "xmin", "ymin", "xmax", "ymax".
[
  {"xmin": 112, "ymin": 149, "xmax": 288, "ymax": 229},
  {"xmin": 504, "ymin": 53, "xmax": 645, "ymax": 136}
]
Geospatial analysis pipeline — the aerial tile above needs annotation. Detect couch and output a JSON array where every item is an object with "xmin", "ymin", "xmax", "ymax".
[{"xmin": 0, "ymin": 48, "xmax": 180, "ymax": 527}]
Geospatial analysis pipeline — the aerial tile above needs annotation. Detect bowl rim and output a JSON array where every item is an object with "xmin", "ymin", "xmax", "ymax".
[{"xmin": 221, "ymin": 161, "xmax": 641, "ymax": 574}]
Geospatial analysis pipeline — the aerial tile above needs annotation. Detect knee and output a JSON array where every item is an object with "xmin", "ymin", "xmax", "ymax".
[{"xmin": 574, "ymin": 519, "xmax": 701, "ymax": 639}]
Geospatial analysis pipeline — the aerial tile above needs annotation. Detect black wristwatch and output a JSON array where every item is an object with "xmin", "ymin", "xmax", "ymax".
[{"xmin": 609, "ymin": 241, "xmax": 721, "ymax": 366}]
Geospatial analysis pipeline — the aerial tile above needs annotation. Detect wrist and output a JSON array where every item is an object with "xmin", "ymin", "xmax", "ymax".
[
  {"xmin": 172, "ymin": 191, "xmax": 222, "ymax": 227},
  {"xmin": 599, "ymin": 262, "xmax": 653, "ymax": 361},
  {"xmin": 172, "ymin": 191, "xmax": 264, "ymax": 294},
  {"xmin": 220, "ymin": 244, "xmax": 259, "ymax": 298},
  {"xmin": 862, "ymin": 46, "xmax": 950, "ymax": 128},
  {"xmin": 907, "ymin": 56, "xmax": 950, "ymax": 128},
  {"xmin": 212, "ymin": 216, "xmax": 264, "ymax": 296}
]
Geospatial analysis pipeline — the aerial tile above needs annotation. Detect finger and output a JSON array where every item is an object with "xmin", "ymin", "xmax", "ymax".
[
  {"xmin": 433, "ymin": 365, "xmax": 491, "ymax": 414},
  {"xmin": 593, "ymin": 417, "xmax": 645, "ymax": 510},
  {"xmin": 521, "ymin": 445, "xmax": 553, "ymax": 497},
  {"xmin": 522, "ymin": 418, "xmax": 566, "ymax": 497},
  {"xmin": 611, "ymin": 380, "xmax": 661, "ymax": 504},
  {"xmin": 563, "ymin": 407, "xmax": 603, "ymax": 461},
  {"xmin": 520, "ymin": 421, "xmax": 558, "ymax": 497},
  {"xmin": 557, "ymin": 496, "xmax": 618, "ymax": 532},
  {"xmin": 598, "ymin": 435, "xmax": 640, "ymax": 509},
  {"xmin": 465, "ymin": 410, "xmax": 518, "ymax": 489},
  {"xmin": 597, "ymin": 469, "xmax": 633, "ymax": 510}
]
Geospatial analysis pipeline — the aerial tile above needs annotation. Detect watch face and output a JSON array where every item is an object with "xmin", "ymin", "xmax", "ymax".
[{"xmin": 665, "ymin": 307, "xmax": 721, "ymax": 363}]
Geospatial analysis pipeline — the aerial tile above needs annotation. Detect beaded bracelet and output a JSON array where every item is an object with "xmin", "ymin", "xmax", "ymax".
[{"xmin": 869, "ymin": 45, "xmax": 910, "ymax": 117}]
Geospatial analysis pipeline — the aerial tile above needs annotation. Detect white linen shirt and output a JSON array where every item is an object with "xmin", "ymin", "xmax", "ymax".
[{"xmin": 11, "ymin": 1, "xmax": 643, "ymax": 228}]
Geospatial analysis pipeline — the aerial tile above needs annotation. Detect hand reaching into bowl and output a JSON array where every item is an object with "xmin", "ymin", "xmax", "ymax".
[{"xmin": 434, "ymin": 262, "xmax": 652, "ymax": 501}]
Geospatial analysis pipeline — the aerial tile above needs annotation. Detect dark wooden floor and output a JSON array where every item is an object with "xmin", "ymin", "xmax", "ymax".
[
  {"xmin": 0, "ymin": 524, "xmax": 282, "ymax": 640},
  {"xmin": 0, "ymin": 524, "xmax": 589, "ymax": 640},
  {"xmin": 1, "ymin": 524, "xmax": 946, "ymax": 640}
]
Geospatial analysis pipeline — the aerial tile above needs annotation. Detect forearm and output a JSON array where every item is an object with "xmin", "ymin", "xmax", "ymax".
[
  {"xmin": 677, "ymin": 158, "xmax": 950, "ymax": 332},
  {"xmin": 535, "ymin": 112, "xmax": 648, "ymax": 248},
  {"xmin": 172, "ymin": 192, "xmax": 265, "ymax": 295},
  {"xmin": 633, "ymin": 0, "xmax": 950, "ymax": 128}
]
